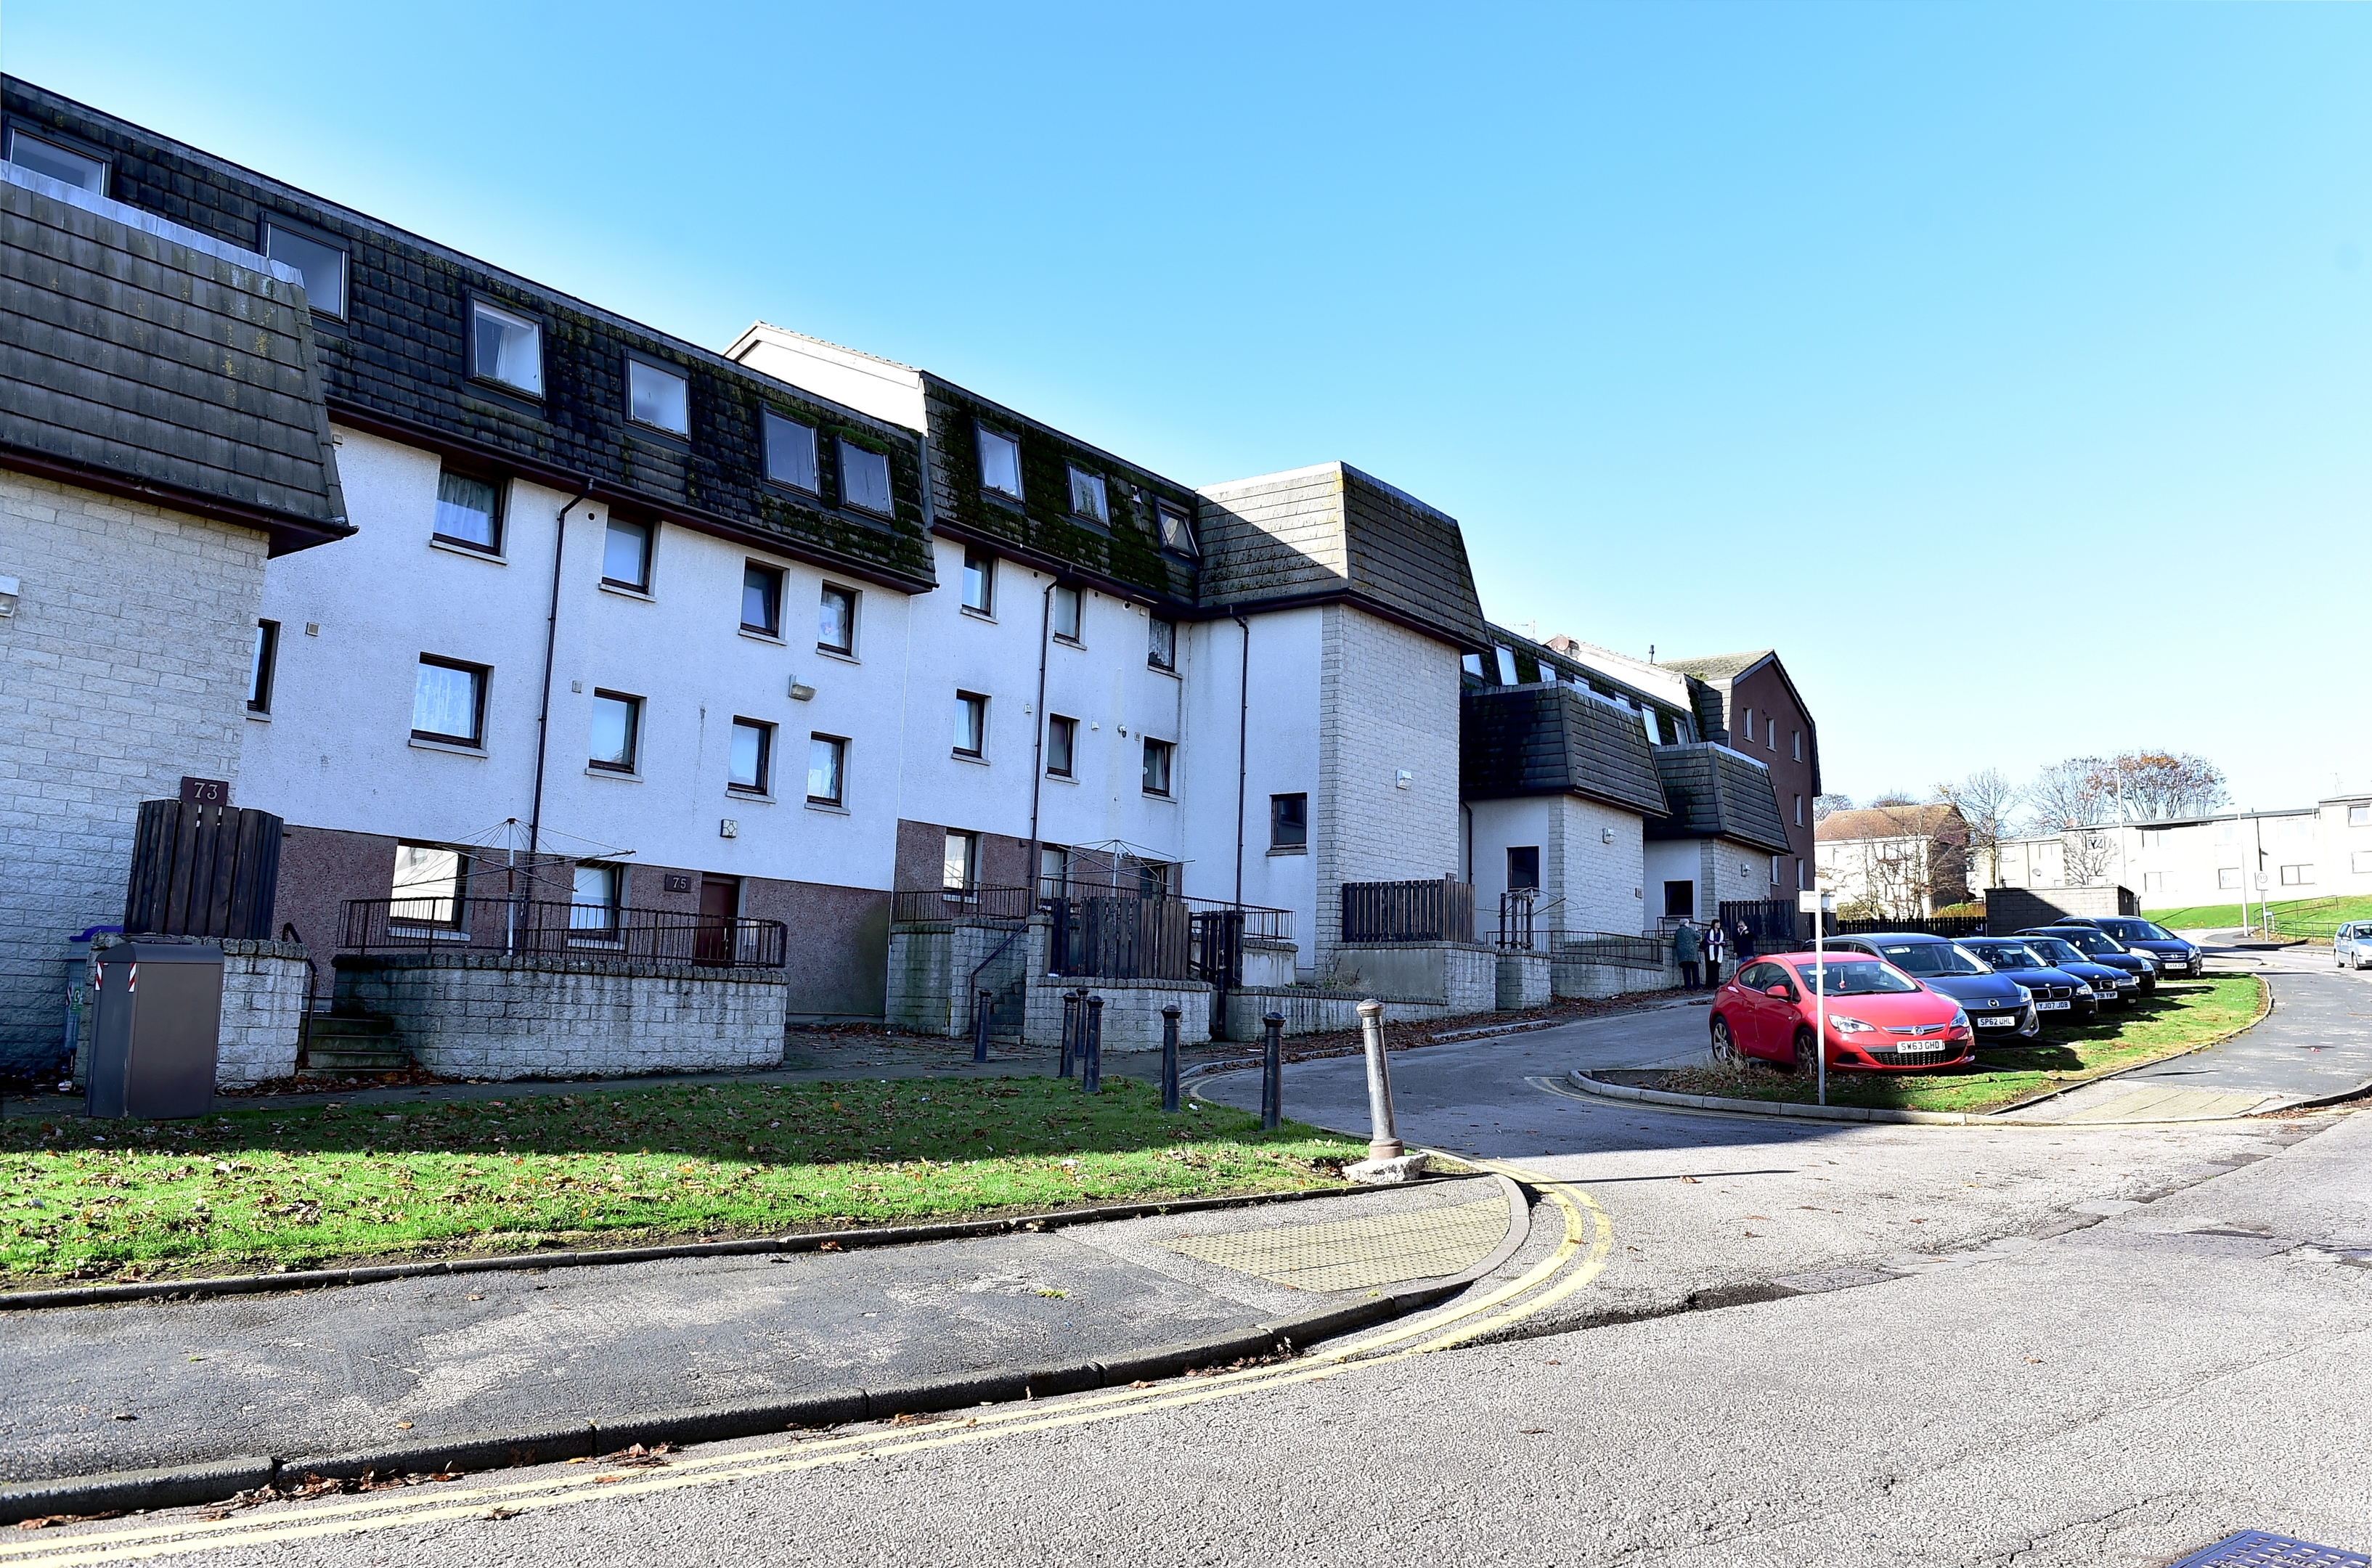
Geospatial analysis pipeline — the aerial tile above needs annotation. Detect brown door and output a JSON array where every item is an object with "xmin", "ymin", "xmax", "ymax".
[{"xmin": 696, "ymin": 877, "xmax": 740, "ymax": 965}]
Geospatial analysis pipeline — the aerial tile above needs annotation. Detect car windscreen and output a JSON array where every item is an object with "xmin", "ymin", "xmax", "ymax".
[
  {"xmin": 1790, "ymin": 959, "xmax": 1920, "ymax": 995},
  {"xmin": 2023, "ymin": 937, "xmax": 2085, "ymax": 965},
  {"xmin": 2132, "ymin": 921, "xmax": 2174, "ymax": 941},
  {"xmin": 1875, "ymin": 942, "xmax": 1989, "ymax": 976},
  {"xmin": 1965, "ymin": 942, "xmax": 2041, "ymax": 969},
  {"xmin": 2055, "ymin": 929, "xmax": 2124, "ymax": 955}
]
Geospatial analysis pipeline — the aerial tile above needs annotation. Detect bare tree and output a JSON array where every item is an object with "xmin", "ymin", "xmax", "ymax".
[
  {"xmin": 1938, "ymin": 768, "xmax": 2020, "ymax": 889},
  {"xmin": 2023, "ymin": 759, "xmax": 2109, "ymax": 836},
  {"xmin": 1813, "ymin": 793, "xmax": 1853, "ymax": 821},
  {"xmin": 2062, "ymin": 829, "xmax": 2116, "ymax": 887},
  {"xmin": 2102, "ymin": 751, "xmax": 2228, "ymax": 821}
]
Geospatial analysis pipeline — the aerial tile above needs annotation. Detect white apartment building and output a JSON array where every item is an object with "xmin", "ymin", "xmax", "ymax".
[{"xmin": 1983, "ymin": 796, "xmax": 2372, "ymax": 909}]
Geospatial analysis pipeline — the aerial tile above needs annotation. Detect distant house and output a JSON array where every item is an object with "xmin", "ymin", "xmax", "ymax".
[
  {"xmin": 1980, "ymin": 795, "xmax": 2372, "ymax": 906},
  {"xmin": 1815, "ymin": 805, "xmax": 1970, "ymax": 920}
]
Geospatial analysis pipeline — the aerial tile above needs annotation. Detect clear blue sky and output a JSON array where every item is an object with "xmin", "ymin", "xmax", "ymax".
[{"xmin": 8, "ymin": 3, "xmax": 2365, "ymax": 815}]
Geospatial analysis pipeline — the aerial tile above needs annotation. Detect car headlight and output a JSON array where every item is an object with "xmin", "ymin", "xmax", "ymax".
[
  {"xmin": 1828, "ymin": 1016, "xmax": 1875, "ymax": 1034},
  {"xmin": 2013, "ymin": 984, "xmax": 2033, "ymax": 1003},
  {"xmin": 1950, "ymin": 1008, "xmax": 1970, "ymax": 1029}
]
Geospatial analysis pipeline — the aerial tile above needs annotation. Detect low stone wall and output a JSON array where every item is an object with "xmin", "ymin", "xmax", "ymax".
[
  {"xmin": 1323, "ymin": 942, "xmax": 1497, "ymax": 1015},
  {"xmin": 1984, "ymin": 885, "xmax": 2140, "ymax": 933},
  {"xmin": 1224, "ymin": 987, "xmax": 1446, "ymax": 1040},
  {"xmin": 1023, "ymin": 973, "xmax": 1213, "ymax": 1052},
  {"xmin": 83, "ymin": 934, "xmax": 312, "ymax": 1087},
  {"xmin": 1550, "ymin": 954, "xmax": 1682, "ymax": 1000},
  {"xmin": 1495, "ymin": 952, "xmax": 1552, "ymax": 1010},
  {"xmin": 885, "ymin": 920, "xmax": 1022, "ymax": 1037},
  {"xmin": 333, "ymin": 953, "xmax": 786, "ymax": 1080},
  {"xmin": 1242, "ymin": 938, "xmax": 1299, "ymax": 989}
]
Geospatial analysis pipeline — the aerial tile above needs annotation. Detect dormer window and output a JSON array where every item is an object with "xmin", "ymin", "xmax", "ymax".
[
  {"xmin": 468, "ymin": 299, "xmax": 543, "ymax": 396},
  {"xmin": 838, "ymin": 439, "xmax": 893, "ymax": 516},
  {"xmin": 628, "ymin": 358, "xmax": 689, "ymax": 436},
  {"xmin": 261, "ymin": 219, "xmax": 348, "ymax": 319},
  {"xmin": 5, "ymin": 128, "xmax": 107, "ymax": 194},
  {"xmin": 979, "ymin": 426, "xmax": 1023, "ymax": 499},
  {"xmin": 1157, "ymin": 502, "xmax": 1197, "ymax": 555},
  {"xmin": 763, "ymin": 411, "xmax": 818, "ymax": 493},
  {"xmin": 1067, "ymin": 467, "xmax": 1107, "ymax": 524}
]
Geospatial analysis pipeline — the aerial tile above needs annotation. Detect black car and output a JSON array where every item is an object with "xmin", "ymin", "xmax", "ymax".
[
  {"xmin": 2088, "ymin": 917, "xmax": 2204, "ymax": 979},
  {"xmin": 2016, "ymin": 934, "xmax": 2139, "ymax": 1007},
  {"xmin": 2019, "ymin": 926, "xmax": 2159, "ymax": 997},
  {"xmin": 1957, "ymin": 938, "xmax": 2101, "ymax": 1024},
  {"xmin": 1826, "ymin": 934, "xmax": 2038, "ymax": 1037}
]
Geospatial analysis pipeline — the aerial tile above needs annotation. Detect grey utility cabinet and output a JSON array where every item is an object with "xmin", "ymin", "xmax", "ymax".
[{"xmin": 85, "ymin": 942, "xmax": 224, "ymax": 1119}]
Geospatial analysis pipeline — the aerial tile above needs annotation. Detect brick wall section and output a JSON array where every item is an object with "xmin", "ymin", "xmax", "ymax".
[
  {"xmin": 333, "ymin": 953, "xmax": 786, "ymax": 1080},
  {"xmin": 1313, "ymin": 605, "xmax": 1463, "ymax": 963},
  {"xmin": 1984, "ymin": 886, "xmax": 2140, "ymax": 932},
  {"xmin": 1, "ymin": 472, "xmax": 266, "ymax": 1069}
]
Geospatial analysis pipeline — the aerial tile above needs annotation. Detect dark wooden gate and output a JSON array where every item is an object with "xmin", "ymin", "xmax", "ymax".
[
  {"xmin": 1050, "ymin": 896, "xmax": 1193, "ymax": 980},
  {"xmin": 123, "ymin": 799, "xmax": 283, "ymax": 939}
]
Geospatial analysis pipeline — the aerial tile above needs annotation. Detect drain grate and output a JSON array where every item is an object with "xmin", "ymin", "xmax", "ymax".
[{"xmin": 2168, "ymin": 1532, "xmax": 2370, "ymax": 1567}]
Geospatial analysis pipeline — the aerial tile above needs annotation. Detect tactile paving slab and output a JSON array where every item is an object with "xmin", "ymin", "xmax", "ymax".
[
  {"xmin": 2167, "ymin": 1531, "xmax": 2370, "ymax": 1567},
  {"xmin": 1158, "ymin": 1196, "xmax": 1511, "ymax": 1293}
]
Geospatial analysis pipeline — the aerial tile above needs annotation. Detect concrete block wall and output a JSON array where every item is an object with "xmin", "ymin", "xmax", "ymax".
[
  {"xmin": 1242, "ymin": 938, "xmax": 1299, "ymax": 989},
  {"xmin": 334, "ymin": 953, "xmax": 786, "ymax": 1080},
  {"xmin": 1022, "ymin": 977, "xmax": 1213, "ymax": 1053},
  {"xmin": 1495, "ymin": 952, "xmax": 1552, "ymax": 1010},
  {"xmin": 1552, "ymin": 797, "xmax": 1648, "ymax": 936},
  {"xmin": 884, "ymin": 920, "xmax": 1008, "ymax": 1036},
  {"xmin": 1551, "ymin": 955, "xmax": 1683, "ymax": 1000},
  {"xmin": 0, "ymin": 473, "xmax": 268, "ymax": 1070},
  {"xmin": 1983, "ymin": 885, "xmax": 2140, "ymax": 933},
  {"xmin": 1323, "ymin": 942, "xmax": 1498, "ymax": 1015},
  {"xmin": 1225, "ymin": 987, "xmax": 1446, "ymax": 1040}
]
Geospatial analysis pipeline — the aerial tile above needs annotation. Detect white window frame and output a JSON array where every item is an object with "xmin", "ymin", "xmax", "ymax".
[
  {"xmin": 468, "ymin": 298, "xmax": 544, "ymax": 397},
  {"xmin": 978, "ymin": 426, "xmax": 1023, "ymax": 499},
  {"xmin": 627, "ymin": 356, "xmax": 690, "ymax": 436}
]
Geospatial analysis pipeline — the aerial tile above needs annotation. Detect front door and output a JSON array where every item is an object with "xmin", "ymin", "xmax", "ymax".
[{"xmin": 696, "ymin": 876, "xmax": 740, "ymax": 965}]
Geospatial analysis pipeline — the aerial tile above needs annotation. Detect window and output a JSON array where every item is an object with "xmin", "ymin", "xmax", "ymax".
[
  {"xmin": 570, "ymin": 864, "xmax": 621, "ymax": 931},
  {"xmin": 1271, "ymin": 793, "xmax": 1308, "ymax": 850},
  {"xmin": 953, "ymin": 692, "xmax": 987, "ymax": 758},
  {"xmin": 1793, "ymin": 730, "xmax": 1803, "ymax": 762},
  {"xmin": 1141, "ymin": 737, "xmax": 1173, "ymax": 797},
  {"xmin": 1640, "ymin": 708, "xmax": 1662, "ymax": 745},
  {"xmin": 412, "ymin": 656, "xmax": 486, "ymax": 747},
  {"xmin": 1462, "ymin": 653, "xmax": 1487, "ymax": 679},
  {"xmin": 1157, "ymin": 503, "xmax": 1196, "ymax": 555},
  {"xmin": 2353, "ymin": 851, "xmax": 2372, "ymax": 875},
  {"xmin": 838, "ymin": 439, "xmax": 893, "ymax": 515},
  {"xmin": 2219, "ymin": 867, "xmax": 2241, "ymax": 890},
  {"xmin": 248, "ymin": 620, "xmax": 278, "ymax": 714},
  {"xmin": 1137, "ymin": 861, "xmax": 1174, "ymax": 899},
  {"xmin": 943, "ymin": 830, "xmax": 979, "ymax": 892},
  {"xmin": 818, "ymin": 584, "xmax": 857, "ymax": 656},
  {"xmin": 1663, "ymin": 881, "xmax": 1695, "ymax": 918},
  {"xmin": 588, "ymin": 690, "xmax": 640, "ymax": 772},
  {"xmin": 1769, "ymin": 855, "xmax": 1783, "ymax": 884},
  {"xmin": 468, "ymin": 299, "xmax": 543, "ymax": 396},
  {"xmin": 2142, "ymin": 871, "xmax": 2170, "ymax": 894},
  {"xmin": 2139, "ymin": 827, "xmax": 2172, "ymax": 852},
  {"xmin": 433, "ymin": 468, "xmax": 502, "ymax": 552},
  {"xmin": 1067, "ymin": 467, "xmax": 1108, "ymax": 523},
  {"xmin": 261, "ymin": 221, "xmax": 346, "ymax": 318},
  {"xmin": 978, "ymin": 427, "xmax": 1022, "ymax": 498},
  {"xmin": 602, "ymin": 518, "xmax": 651, "ymax": 591},
  {"xmin": 728, "ymin": 718, "xmax": 773, "ymax": 793},
  {"xmin": 807, "ymin": 734, "xmax": 847, "ymax": 807},
  {"xmin": 1148, "ymin": 616, "xmax": 1177, "ymax": 671},
  {"xmin": 1046, "ymin": 715, "xmax": 1077, "ymax": 777},
  {"xmin": 1742, "ymin": 708, "xmax": 1754, "ymax": 743},
  {"xmin": 1493, "ymin": 648, "xmax": 1518, "ymax": 685},
  {"xmin": 962, "ymin": 547, "xmax": 994, "ymax": 615},
  {"xmin": 1796, "ymin": 857, "xmax": 1806, "ymax": 890},
  {"xmin": 2280, "ymin": 864, "xmax": 2315, "ymax": 887},
  {"xmin": 627, "ymin": 358, "xmax": 689, "ymax": 436},
  {"xmin": 741, "ymin": 563, "xmax": 783, "ymax": 636},
  {"xmin": 1768, "ymin": 722, "xmax": 1776, "ymax": 752},
  {"xmin": 1508, "ymin": 846, "xmax": 1541, "ymax": 891},
  {"xmin": 5, "ymin": 128, "xmax": 106, "ymax": 193},
  {"xmin": 1052, "ymin": 584, "xmax": 1083, "ymax": 643},
  {"xmin": 391, "ymin": 844, "xmax": 468, "ymax": 926},
  {"xmin": 1038, "ymin": 844, "xmax": 1070, "ymax": 900},
  {"xmin": 2352, "ymin": 805, "xmax": 2371, "ymax": 828},
  {"xmin": 762, "ymin": 412, "xmax": 818, "ymax": 492},
  {"xmin": 1795, "ymin": 794, "xmax": 1804, "ymax": 826}
]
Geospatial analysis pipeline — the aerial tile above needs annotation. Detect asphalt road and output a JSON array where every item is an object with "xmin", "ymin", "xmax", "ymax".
[{"xmin": 14, "ymin": 998, "xmax": 2366, "ymax": 1567}]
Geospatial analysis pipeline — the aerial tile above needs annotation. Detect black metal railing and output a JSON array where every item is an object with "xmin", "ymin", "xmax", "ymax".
[
  {"xmin": 1835, "ymin": 915, "xmax": 1987, "ymax": 939},
  {"xmin": 341, "ymin": 898, "xmax": 787, "ymax": 968},
  {"xmin": 1342, "ymin": 876, "xmax": 1475, "ymax": 944},
  {"xmin": 1548, "ymin": 930, "xmax": 1668, "ymax": 969},
  {"xmin": 890, "ymin": 885, "xmax": 1036, "ymax": 924},
  {"xmin": 1719, "ymin": 898, "xmax": 1805, "ymax": 949}
]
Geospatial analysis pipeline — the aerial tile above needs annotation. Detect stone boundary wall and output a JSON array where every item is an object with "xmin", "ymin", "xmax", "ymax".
[
  {"xmin": 1224, "ymin": 987, "xmax": 1446, "ymax": 1040},
  {"xmin": 81, "ymin": 934, "xmax": 311, "ymax": 1087},
  {"xmin": 1549, "ymin": 952, "xmax": 1684, "ymax": 1000},
  {"xmin": 1323, "ymin": 942, "xmax": 1497, "ymax": 1014},
  {"xmin": 333, "ymin": 953, "xmax": 786, "ymax": 1080},
  {"xmin": 884, "ymin": 921, "xmax": 1016, "ymax": 1037},
  {"xmin": 1495, "ymin": 952, "xmax": 1552, "ymax": 1010},
  {"xmin": 1024, "ymin": 974, "xmax": 1213, "ymax": 1053},
  {"xmin": 1984, "ymin": 885, "xmax": 2140, "ymax": 932}
]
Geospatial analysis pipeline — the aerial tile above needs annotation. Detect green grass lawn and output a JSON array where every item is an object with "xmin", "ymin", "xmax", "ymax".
[
  {"xmin": 1646, "ymin": 973, "xmax": 2265, "ymax": 1115},
  {"xmin": 0, "ymin": 1077, "xmax": 1362, "ymax": 1284},
  {"xmin": 2143, "ymin": 894, "xmax": 2372, "ymax": 942}
]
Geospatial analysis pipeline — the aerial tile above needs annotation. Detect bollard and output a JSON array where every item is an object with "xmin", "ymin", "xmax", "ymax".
[
  {"xmin": 1058, "ymin": 989, "xmax": 1079, "ymax": 1079},
  {"xmin": 1260, "ymin": 1010, "xmax": 1284, "ymax": 1131},
  {"xmin": 1159, "ymin": 1004, "xmax": 1182, "ymax": 1114},
  {"xmin": 972, "ymin": 989, "xmax": 991, "ymax": 1064},
  {"xmin": 1083, "ymin": 994, "xmax": 1104, "ymax": 1093},
  {"xmin": 1357, "ymin": 999, "xmax": 1402, "ymax": 1161}
]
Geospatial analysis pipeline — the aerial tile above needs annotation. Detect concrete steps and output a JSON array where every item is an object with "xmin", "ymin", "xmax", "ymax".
[{"xmin": 301, "ymin": 1013, "xmax": 412, "ymax": 1077}]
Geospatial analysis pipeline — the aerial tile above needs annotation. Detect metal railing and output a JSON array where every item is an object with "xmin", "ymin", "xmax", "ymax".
[
  {"xmin": 1835, "ymin": 915, "xmax": 1987, "ymax": 939},
  {"xmin": 341, "ymin": 897, "xmax": 787, "ymax": 969},
  {"xmin": 891, "ymin": 885, "xmax": 1037, "ymax": 924},
  {"xmin": 1342, "ymin": 876, "xmax": 1475, "ymax": 944},
  {"xmin": 1547, "ymin": 930, "xmax": 1668, "ymax": 969},
  {"xmin": 1718, "ymin": 898, "xmax": 1804, "ymax": 949}
]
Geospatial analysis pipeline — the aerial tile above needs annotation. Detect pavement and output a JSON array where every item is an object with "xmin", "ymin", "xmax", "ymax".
[{"xmin": 0, "ymin": 1173, "xmax": 1524, "ymax": 1487}]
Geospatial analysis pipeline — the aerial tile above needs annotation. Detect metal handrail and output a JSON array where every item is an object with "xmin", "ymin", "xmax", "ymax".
[{"xmin": 340, "ymin": 897, "xmax": 787, "ymax": 969}]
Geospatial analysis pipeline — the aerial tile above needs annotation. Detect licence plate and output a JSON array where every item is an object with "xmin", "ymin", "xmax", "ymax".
[
  {"xmin": 2037, "ymin": 1000, "xmax": 2070, "ymax": 1010},
  {"xmin": 1978, "ymin": 1015, "xmax": 2017, "ymax": 1027}
]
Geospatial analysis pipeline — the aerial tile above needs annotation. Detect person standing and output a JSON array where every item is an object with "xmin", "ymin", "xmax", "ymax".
[
  {"xmin": 1674, "ymin": 920, "xmax": 1702, "ymax": 990},
  {"xmin": 1734, "ymin": 918, "xmax": 1758, "ymax": 962},
  {"xmin": 1704, "ymin": 918, "xmax": 1727, "ymax": 987}
]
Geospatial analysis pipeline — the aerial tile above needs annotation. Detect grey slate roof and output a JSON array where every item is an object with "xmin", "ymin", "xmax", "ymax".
[
  {"xmin": 1461, "ymin": 686, "xmax": 1670, "ymax": 815},
  {"xmin": 0, "ymin": 167, "xmax": 348, "ymax": 552},
  {"xmin": 1658, "ymin": 650, "xmax": 1773, "ymax": 682},
  {"xmin": 1196, "ymin": 462, "xmax": 1491, "ymax": 652},
  {"xmin": 1645, "ymin": 743, "xmax": 1793, "ymax": 854}
]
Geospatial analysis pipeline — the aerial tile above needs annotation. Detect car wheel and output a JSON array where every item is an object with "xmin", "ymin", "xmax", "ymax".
[
  {"xmin": 1710, "ymin": 1016, "xmax": 1739, "ymax": 1066},
  {"xmin": 1791, "ymin": 1028, "xmax": 1817, "ymax": 1074}
]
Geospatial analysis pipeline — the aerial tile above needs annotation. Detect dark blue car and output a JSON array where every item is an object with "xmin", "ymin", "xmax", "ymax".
[
  {"xmin": 2083, "ymin": 918, "xmax": 2204, "ymax": 979},
  {"xmin": 1827, "ymin": 934, "xmax": 2039, "ymax": 1038},
  {"xmin": 1957, "ymin": 937, "xmax": 2101, "ymax": 1025},
  {"xmin": 2016, "ymin": 934, "xmax": 2140, "ymax": 1008},
  {"xmin": 2019, "ymin": 926, "xmax": 2160, "ymax": 997}
]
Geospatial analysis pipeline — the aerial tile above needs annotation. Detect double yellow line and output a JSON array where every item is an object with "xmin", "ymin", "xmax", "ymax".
[{"xmin": 5, "ymin": 1167, "xmax": 1610, "ymax": 1565}]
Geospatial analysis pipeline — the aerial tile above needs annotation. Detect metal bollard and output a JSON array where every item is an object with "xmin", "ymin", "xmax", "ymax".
[
  {"xmin": 1260, "ymin": 1010, "xmax": 1284, "ymax": 1131},
  {"xmin": 1083, "ymin": 994, "xmax": 1104, "ymax": 1093},
  {"xmin": 1159, "ymin": 1003, "xmax": 1181, "ymax": 1114},
  {"xmin": 1058, "ymin": 989, "xmax": 1079, "ymax": 1079},
  {"xmin": 1357, "ymin": 999, "xmax": 1402, "ymax": 1161},
  {"xmin": 972, "ymin": 989, "xmax": 992, "ymax": 1064}
]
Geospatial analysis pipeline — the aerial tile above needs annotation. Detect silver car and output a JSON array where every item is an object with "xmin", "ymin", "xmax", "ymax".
[{"xmin": 2338, "ymin": 921, "xmax": 2372, "ymax": 971}]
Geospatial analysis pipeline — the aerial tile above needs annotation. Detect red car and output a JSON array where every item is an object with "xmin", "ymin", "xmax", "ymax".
[{"xmin": 1709, "ymin": 952, "xmax": 1974, "ymax": 1072}]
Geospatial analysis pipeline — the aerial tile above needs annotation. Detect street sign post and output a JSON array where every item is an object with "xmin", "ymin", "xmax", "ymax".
[{"xmin": 1799, "ymin": 890, "xmax": 1835, "ymax": 1106}]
